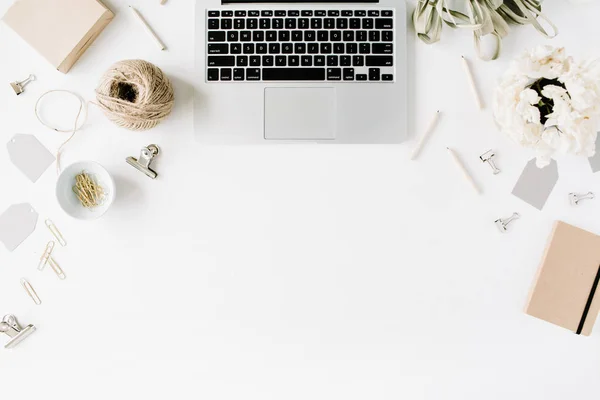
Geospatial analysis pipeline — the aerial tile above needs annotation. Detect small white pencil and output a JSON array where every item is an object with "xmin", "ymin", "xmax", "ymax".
[
  {"xmin": 461, "ymin": 56, "xmax": 483, "ymax": 110},
  {"xmin": 129, "ymin": 6, "xmax": 166, "ymax": 51},
  {"xmin": 447, "ymin": 147, "xmax": 481, "ymax": 195},
  {"xmin": 411, "ymin": 110, "xmax": 441, "ymax": 160}
]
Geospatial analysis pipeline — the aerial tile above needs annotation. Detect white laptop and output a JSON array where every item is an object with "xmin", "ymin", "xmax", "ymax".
[{"xmin": 194, "ymin": 0, "xmax": 407, "ymax": 144}]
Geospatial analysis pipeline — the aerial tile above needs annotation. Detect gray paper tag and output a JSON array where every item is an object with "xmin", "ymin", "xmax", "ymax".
[
  {"xmin": 7, "ymin": 134, "xmax": 55, "ymax": 182},
  {"xmin": 512, "ymin": 159, "xmax": 559, "ymax": 210},
  {"xmin": 588, "ymin": 134, "xmax": 600, "ymax": 173},
  {"xmin": 0, "ymin": 203, "xmax": 38, "ymax": 251}
]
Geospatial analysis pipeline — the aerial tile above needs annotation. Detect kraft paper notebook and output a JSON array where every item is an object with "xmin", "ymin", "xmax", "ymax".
[
  {"xmin": 2, "ymin": 0, "xmax": 114, "ymax": 73},
  {"xmin": 526, "ymin": 221, "xmax": 600, "ymax": 336}
]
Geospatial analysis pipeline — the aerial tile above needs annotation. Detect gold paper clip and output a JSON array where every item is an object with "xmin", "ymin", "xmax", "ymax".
[
  {"xmin": 37, "ymin": 241, "xmax": 55, "ymax": 271},
  {"xmin": 48, "ymin": 257, "xmax": 66, "ymax": 280},
  {"xmin": 20, "ymin": 278, "xmax": 41, "ymax": 305},
  {"xmin": 45, "ymin": 219, "xmax": 66, "ymax": 246}
]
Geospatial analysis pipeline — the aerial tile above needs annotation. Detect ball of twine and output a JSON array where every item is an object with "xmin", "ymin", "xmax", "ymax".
[{"xmin": 95, "ymin": 59, "xmax": 174, "ymax": 131}]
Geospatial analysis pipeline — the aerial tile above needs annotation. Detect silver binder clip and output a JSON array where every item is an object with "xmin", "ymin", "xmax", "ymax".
[
  {"xmin": 495, "ymin": 212, "xmax": 520, "ymax": 233},
  {"xmin": 480, "ymin": 150, "xmax": 500, "ymax": 174},
  {"xmin": 10, "ymin": 74, "xmax": 35, "ymax": 95},
  {"xmin": 569, "ymin": 192, "xmax": 595, "ymax": 206},
  {"xmin": 126, "ymin": 144, "xmax": 160, "ymax": 179},
  {"xmin": 0, "ymin": 314, "xmax": 36, "ymax": 349}
]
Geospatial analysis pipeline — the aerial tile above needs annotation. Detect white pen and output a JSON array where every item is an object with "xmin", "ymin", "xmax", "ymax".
[
  {"xmin": 411, "ymin": 110, "xmax": 441, "ymax": 160},
  {"xmin": 461, "ymin": 56, "xmax": 483, "ymax": 110},
  {"xmin": 129, "ymin": 6, "xmax": 166, "ymax": 51},
  {"xmin": 447, "ymin": 147, "xmax": 481, "ymax": 195}
]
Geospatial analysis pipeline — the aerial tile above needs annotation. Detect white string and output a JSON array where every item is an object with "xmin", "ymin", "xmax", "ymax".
[{"xmin": 34, "ymin": 90, "xmax": 88, "ymax": 174}]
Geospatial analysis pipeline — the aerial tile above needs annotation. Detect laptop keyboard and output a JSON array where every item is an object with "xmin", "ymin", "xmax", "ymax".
[{"xmin": 206, "ymin": 9, "xmax": 395, "ymax": 83}]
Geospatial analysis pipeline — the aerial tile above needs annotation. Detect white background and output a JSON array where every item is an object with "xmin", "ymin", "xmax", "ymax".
[{"xmin": 1, "ymin": 1, "xmax": 600, "ymax": 399}]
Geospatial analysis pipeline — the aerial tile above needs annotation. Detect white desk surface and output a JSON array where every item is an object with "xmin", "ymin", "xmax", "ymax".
[{"xmin": 2, "ymin": 1, "xmax": 600, "ymax": 399}]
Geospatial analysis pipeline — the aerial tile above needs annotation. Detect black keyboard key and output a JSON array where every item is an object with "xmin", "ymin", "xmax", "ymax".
[
  {"xmin": 314, "ymin": 55, "xmax": 325, "ymax": 66},
  {"xmin": 304, "ymin": 31, "xmax": 316, "ymax": 41},
  {"xmin": 285, "ymin": 18, "xmax": 296, "ymax": 29},
  {"xmin": 263, "ymin": 68, "xmax": 326, "ymax": 81},
  {"xmin": 336, "ymin": 18, "xmax": 348, "ymax": 29},
  {"xmin": 368, "ymin": 10, "xmax": 379, "ymax": 17},
  {"xmin": 279, "ymin": 31, "xmax": 290, "ymax": 41},
  {"xmin": 261, "ymin": 10, "xmax": 273, "ymax": 17},
  {"xmin": 282, "ymin": 43, "xmax": 293, "ymax": 54},
  {"xmin": 249, "ymin": 10, "xmax": 260, "ymax": 17},
  {"xmin": 356, "ymin": 31, "xmax": 367, "ymax": 41},
  {"xmin": 315, "ymin": 10, "xmax": 326, "ymax": 17},
  {"xmin": 327, "ymin": 55, "xmax": 338, "ymax": 66},
  {"xmin": 247, "ymin": 69, "xmax": 261, "ymax": 81},
  {"xmin": 324, "ymin": 18, "xmax": 335, "ymax": 29},
  {"xmin": 234, "ymin": 19, "xmax": 245, "ymax": 29},
  {"xmin": 354, "ymin": 10, "xmax": 366, "ymax": 17},
  {"xmin": 302, "ymin": 10, "xmax": 313, "ymax": 17},
  {"xmin": 353, "ymin": 55, "xmax": 364, "ymax": 66},
  {"xmin": 235, "ymin": 10, "xmax": 247, "ymax": 17},
  {"xmin": 359, "ymin": 43, "xmax": 371, "ymax": 54},
  {"xmin": 340, "ymin": 55, "xmax": 351, "ymax": 66},
  {"xmin": 253, "ymin": 31, "xmax": 264, "ymax": 41},
  {"xmin": 330, "ymin": 30, "xmax": 342, "ymax": 41},
  {"xmin": 308, "ymin": 43, "xmax": 319, "ymax": 54},
  {"xmin": 208, "ymin": 56, "xmax": 235, "ymax": 67},
  {"xmin": 208, "ymin": 19, "xmax": 219, "ymax": 30},
  {"xmin": 376, "ymin": 18, "xmax": 394, "ymax": 29},
  {"xmin": 288, "ymin": 10, "xmax": 299, "ymax": 17},
  {"xmin": 382, "ymin": 31, "xmax": 393, "ymax": 42},
  {"xmin": 317, "ymin": 31, "xmax": 328, "ymax": 41},
  {"xmin": 356, "ymin": 74, "xmax": 367, "ymax": 81},
  {"xmin": 222, "ymin": 11, "xmax": 233, "ymax": 17},
  {"xmin": 382, "ymin": 10, "xmax": 393, "ymax": 17},
  {"xmin": 260, "ymin": 19, "xmax": 271, "ymax": 29},
  {"xmin": 227, "ymin": 31, "xmax": 238, "ymax": 42},
  {"xmin": 343, "ymin": 68, "xmax": 355, "ymax": 80},
  {"xmin": 362, "ymin": 18, "xmax": 373, "ymax": 29},
  {"xmin": 243, "ymin": 43, "xmax": 255, "ymax": 54},
  {"xmin": 230, "ymin": 43, "xmax": 242, "ymax": 54},
  {"xmin": 346, "ymin": 43, "xmax": 358, "ymax": 54},
  {"xmin": 208, "ymin": 11, "xmax": 219, "ymax": 17},
  {"xmin": 263, "ymin": 55, "xmax": 274, "ymax": 66},
  {"xmin": 269, "ymin": 43, "xmax": 280, "ymax": 54},
  {"xmin": 350, "ymin": 18, "xmax": 361, "ymax": 29},
  {"xmin": 240, "ymin": 31, "xmax": 251, "ymax": 42},
  {"xmin": 256, "ymin": 43, "xmax": 267, "ymax": 54},
  {"xmin": 333, "ymin": 43, "xmax": 344, "ymax": 54},
  {"xmin": 366, "ymin": 55, "xmax": 393, "ymax": 66},
  {"xmin": 247, "ymin": 19, "xmax": 258, "ymax": 29},
  {"xmin": 295, "ymin": 43, "xmax": 306, "ymax": 54},
  {"xmin": 311, "ymin": 18, "xmax": 322, "ymax": 29},
  {"xmin": 208, "ymin": 44, "xmax": 228, "ymax": 54},
  {"xmin": 382, "ymin": 74, "xmax": 394, "ymax": 81},
  {"xmin": 220, "ymin": 68, "xmax": 232, "ymax": 81},
  {"xmin": 292, "ymin": 31, "xmax": 303, "ymax": 41},
  {"xmin": 275, "ymin": 10, "xmax": 286, "ymax": 16},
  {"xmin": 288, "ymin": 55, "xmax": 300, "ymax": 66},
  {"xmin": 273, "ymin": 18, "xmax": 284, "ymax": 29},
  {"xmin": 266, "ymin": 31, "xmax": 277, "ymax": 41},
  {"xmin": 342, "ymin": 10, "xmax": 353, "ymax": 16},
  {"xmin": 236, "ymin": 55, "xmax": 248, "ymax": 66},
  {"xmin": 372, "ymin": 43, "xmax": 393, "ymax": 54},
  {"xmin": 369, "ymin": 68, "xmax": 380, "ymax": 81},
  {"xmin": 250, "ymin": 56, "xmax": 261, "ymax": 66},
  {"xmin": 221, "ymin": 19, "xmax": 232, "ymax": 30},
  {"xmin": 208, "ymin": 31, "xmax": 226, "ymax": 42},
  {"xmin": 320, "ymin": 43, "xmax": 332, "ymax": 54},
  {"xmin": 327, "ymin": 68, "xmax": 341, "ymax": 80},
  {"xmin": 328, "ymin": 10, "xmax": 340, "ymax": 17},
  {"xmin": 233, "ymin": 68, "xmax": 245, "ymax": 80},
  {"xmin": 369, "ymin": 31, "xmax": 380, "ymax": 42},
  {"xmin": 207, "ymin": 68, "xmax": 219, "ymax": 81},
  {"xmin": 301, "ymin": 55, "xmax": 312, "ymax": 66},
  {"xmin": 299, "ymin": 18, "xmax": 309, "ymax": 29},
  {"xmin": 276, "ymin": 55, "xmax": 286, "ymax": 66},
  {"xmin": 343, "ymin": 31, "xmax": 354, "ymax": 41}
]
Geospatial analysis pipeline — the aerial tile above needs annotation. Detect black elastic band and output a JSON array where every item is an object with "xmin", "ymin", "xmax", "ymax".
[{"xmin": 576, "ymin": 264, "xmax": 600, "ymax": 335}]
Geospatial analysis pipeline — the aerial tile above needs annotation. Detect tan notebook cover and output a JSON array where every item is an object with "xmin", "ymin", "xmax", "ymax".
[
  {"xmin": 526, "ymin": 221, "xmax": 600, "ymax": 336},
  {"xmin": 2, "ymin": 0, "xmax": 114, "ymax": 73}
]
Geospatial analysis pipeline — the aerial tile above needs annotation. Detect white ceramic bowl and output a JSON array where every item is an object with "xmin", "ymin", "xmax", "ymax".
[{"xmin": 56, "ymin": 161, "xmax": 116, "ymax": 220}]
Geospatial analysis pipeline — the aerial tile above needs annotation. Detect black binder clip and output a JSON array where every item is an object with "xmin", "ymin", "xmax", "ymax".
[{"xmin": 0, "ymin": 314, "xmax": 36, "ymax": 349}]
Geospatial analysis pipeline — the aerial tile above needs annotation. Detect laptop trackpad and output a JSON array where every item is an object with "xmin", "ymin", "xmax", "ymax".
[{"xmin": 264, "ymin": 87, "xmax": 336, "ymax": 140}]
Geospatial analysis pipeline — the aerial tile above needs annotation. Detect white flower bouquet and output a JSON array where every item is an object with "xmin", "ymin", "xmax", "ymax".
[{"xmin": 494, "ymin": 46, "xmax": 600, "ymax": 167}]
